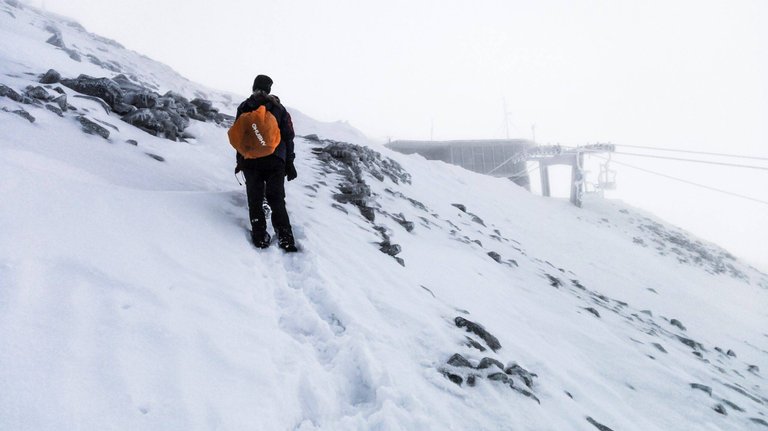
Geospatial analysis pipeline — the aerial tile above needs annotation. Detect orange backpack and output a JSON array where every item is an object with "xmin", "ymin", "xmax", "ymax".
[{"xmin": 227, "ymin": 105, "xmax": 282, "ymax": 159}]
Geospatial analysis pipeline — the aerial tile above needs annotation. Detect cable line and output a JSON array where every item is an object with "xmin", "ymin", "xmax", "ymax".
[
  {"xmin": 614, "ymin": 151, "xmax": 768, "ymax": 171},
  {"xmin": 614, "ymin": 144, "xmax": 768, "ymax": 161},
  {"xmin": 593, "ymin": 156, "xmax": 768, "ymax": 206}
]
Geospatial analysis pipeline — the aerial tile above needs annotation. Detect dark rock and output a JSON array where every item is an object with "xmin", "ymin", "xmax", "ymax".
[
  {"xmin": 670, "ymin": 319, "xmax": 686, "ymax": 331},
  {"xmin": 95, "ymin": 119, "xmax": 120, "ymax": 132},
  {"xmin": 39, "ymin": 69, "xmax": 61, "ymax": 84},
  {"xmin": 0, "ymin": 84, "xmax": 25, "ymax": 102},
  {"xmin": 690, "ymin": 383, "xmax": 712, "ymax": 396},
  {"xmin": 476, "ymin": 357, "xmax": 504, "ymax": 371},
  {"xmin": 124, "ymin": 90, "xmax": 158, "ymax": 109},
  {"xmin": 112, "ymin": 102, "xmax": 136, "ymax": 115},
  {"xmin": 122, "ymin": 108, "xmax": 184, "ymax": 140},
  {"xmin": 451, "ymin": 203, "xmax": 467, "ymax": 212},
  {"xmin": 721, "ymin": 399, "xmax": 744, "ymax": 412},
  {"xmin": 652, "ymin": 343, "xmax": 667, "ymax": 353},
  {"xmin": 471, "ymin": 214, "xmax": 485, "ymax": 226},
  {"xmin": 445, "ymin": 373, "xmax": 463, "ymax": 386},
  {"xmin": 46, "ymin": 33, "xmax": 65, "ymax": 48},
  {"xmin": 465, "ymin": 337, "xmax": 486, "ymax": 352},
  {"xmin": 145, "ymin": 153, "xmax": 165, "ymax": 162},
  {"xmin": 584, "ymin": 307, "xmax": 601, "ymax": 318},
  {"xmin": 447, "ymin": 353, "xmax": 473, "ymax": 368},
  {"xmin": 454, "ymin": 317, "xmax": 501, "ymax": 352},
  {"xmin": 713, "ymin": 404, "xmax": 727, "ymax": 415},
  {"xmin": 546, "ymin": 274, "xmax": 562, "ymax": 288},
  {"xmin": 466, "ymin": 374, "xmax": 477, "ymax": 387},
  {"xmin": 379, "ymin": 241, "xmax": 401, "ymax": 257},
  {"xmin": 393, "ymin": 214, "xmax": 415, "ymax": 232},
  {"xmin": 586, "ymin": 417, "xmax": 614, "ymax": 431},
  {"xmin": 727, "ymin": 349, "xmax": 737, "ymax": 357},
  {"xmin": 61, "ymin": 74, "xmax": 124, "ymax": 108},
  {"xmin": 487, "ymin": 251, "xmax": 502, "ymax": 263},
  {"xmin": 303, "ymin": 134, "xmax": 320, "ymax": 141},
  {"xmin": 505, "ymin": 363, "xmax": 537, "ymax": 388},
  {"xmin": 393, "ymin": 256, "xmax": 405, "ymax": 267},
  {"xmin": 77, "ymin": 116, "xmax": 109, "ymax": 139},
  {"xmin": 112, "ymin": 74, "xmax": 146, "ymax": 92},
  {"xmin": 53, "ymin": 94, "xmax": 68, "ymax": 110},
  {"xmin": 748, "ymin": 365, "xmax": 760, "ymax": 374},
  {"xmin": 750, "ymin": 418, "xmax": 768, "ymax": 427},
  {"xmin": 190, "ymin": 97, "xmax": 213, "ymax": 112},
  {"xmin": 125, "ymin": 139, "xmax": 138, "ymax": 146},
  {"xmin": 73, "ymin": 94, "xmax": 111, "ymax": 113},
  {"xmin": 45, "ymin": 104, "xmax": 63, "ymax": 117},
  {"xmin": 52, "ymin": 86, "xmax": 65, "ymax": 95},
  {"xmin": 571, "ymin": 279, "xmax": 586, "ymax": 290},
  {"xmin": 676, "ymin": 336, "xmax": 704, "ymax": 350},
  {"xmin": 331, "ymin": 203, "xmax": 348, "ymax": 214},
  {"xmin": 511, "ymin": 386, "xmax": 541, "ymax": 403},
  {"xmin": 565, "ymin": 391, "xmax": 574, "ymax": 399},
  {"xmin": 24, "ymin": 85, "xmax": 51, "ymax": 100},
  {"xmin": 487, "ymin": 372, "xmax": 508, "ymax": 382},
  {"xmin": 3, "ymin": 107, "xmax": 35, "ymax": 123}
]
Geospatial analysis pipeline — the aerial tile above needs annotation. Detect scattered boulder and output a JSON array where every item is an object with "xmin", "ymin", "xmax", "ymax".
[
  {"xmin": 476, "ymin": 357, "xmax": 504, "ymax": 371},
  {"xmin": 45, "ymin": 104, "xmax": 63, "ymax": 117},
  {"xmin": 73, "ymin": 94, "xmax": 111, "ymax": 113},
  {"xmin": 586, "ymin": 417, "xmax": 615, "ymax": 431},
  {"xmin": 505, "ymin": 363, "xmax": 537, "ymax": 388},
  {"xmin": 670, "ymin": 318, "xmax": 686, "ymax": 331},
  {"xmin": 145, "ymin": 153, "xmax": 165, "ymax": 162},
  {"xmin": 465, "ymin": 337, "xmax": 486, "ymax": 352},
  {"xmin": 651, "ymin": 343, "xmax": 667, "ymax": 353},
  {"xmin": 52, "ymin": 94, "xmax": 68, "ymax": 110},
  {"xmin": 24, "ymin": 85, "xmax": 51, "ymax": 101},
  {"xmin": 584, "ymin": 307, "xmax": 601, "ymax": 318},
  {"xmin": 122, "ymin": 108, "xmax": 184, "ymax": 141},
  {"xmin": 748, "ymin": 365, "xmax": 760, "ymax": 375},
  {"xmin": 77, "ymin": 116, "xmax": 109, "ymax": 139},
  {"xmin": 487, "ymin": 251, "xmax": 502, "ymax": 263},
  {"xmin": 2, "ymin": 107, "xmax": 35, "ymax": 123},
  {"xmin": 454, "ymin": 317, "xmax": 501, "ymax": 352},
  {"xmin": 61, "ymin": 75, "xmax": 123, "ymax": 107},
  {"xmin": 125, "ymin": 139, "xmax": 138, "ymax": 146},
  {"xmin": 713, "ymin": 404, "xmax": 727, "ymax": 415},
  {"xmin": 452, "ymin": 203, "xmax": 467, "ymax": 212},
  {"xmin": 676, "ymin": 335, "xmax": 704, "ymax": 351},
  {"xmin": 546, "ymin": 274, "xmax": 563, "ymax": 288},
  {"xmin": 39, "ymin": 69, "xmax": 61, "ymax": 84},
  {"xmin": 447, "ymin": 353, "xmax": 472, "ymax": 368},
  {"xmin": 379, "ymin": 241, "xmax": 401, "ymax": 257},
  {"xmin": 0, "ymin": 84, "xmax": 25, "ymax": 103},
  {"xmin": 690, "ymin": 383, "xmax": 712, "ymax": 396}
]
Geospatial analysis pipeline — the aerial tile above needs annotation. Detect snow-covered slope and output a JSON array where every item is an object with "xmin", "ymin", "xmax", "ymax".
[{"xmin": 1, "ymin": 2, "xmax": 767, "ymax": 430}]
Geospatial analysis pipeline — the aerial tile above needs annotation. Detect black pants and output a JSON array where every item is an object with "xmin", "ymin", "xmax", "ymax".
[{"xmin": 242, "ymin": 156, "xmax": 292, "ymax": 234}]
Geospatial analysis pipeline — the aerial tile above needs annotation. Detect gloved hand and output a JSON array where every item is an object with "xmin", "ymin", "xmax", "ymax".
[{"xmin": 286, "ymin": 160, "xmax": 297, "ymax": 181}]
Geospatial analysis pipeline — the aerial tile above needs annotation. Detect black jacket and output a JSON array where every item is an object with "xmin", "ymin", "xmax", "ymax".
[{"xmin": 235, "ymin": 91, "xmax": 295, "ymax": 168}]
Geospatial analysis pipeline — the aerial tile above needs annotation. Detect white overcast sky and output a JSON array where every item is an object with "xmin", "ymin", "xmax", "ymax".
[{"xmin": 43, "ymin": 0, "xmax": 768, "ymax": 268}]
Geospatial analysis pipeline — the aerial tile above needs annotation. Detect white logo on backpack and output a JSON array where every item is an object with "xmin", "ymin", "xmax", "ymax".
[{"xmin": 251, "ymin": 123, "xmax": 267, "ymax": 146}]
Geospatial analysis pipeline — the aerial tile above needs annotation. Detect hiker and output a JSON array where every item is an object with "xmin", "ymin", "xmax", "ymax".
[{"xmin": 230, "ymin": 74, "xmax": 298, "ymax": 252}]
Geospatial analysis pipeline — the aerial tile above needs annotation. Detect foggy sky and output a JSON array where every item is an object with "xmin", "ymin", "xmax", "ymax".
[{"xmin": 42, "ymin": 0, "xmax": 768, "ymax": 268}]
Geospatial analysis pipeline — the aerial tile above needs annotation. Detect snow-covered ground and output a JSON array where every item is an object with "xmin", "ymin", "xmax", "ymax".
[{"xmin": 1, "ymin": 2, "xmax": 767, "ymax": 430}]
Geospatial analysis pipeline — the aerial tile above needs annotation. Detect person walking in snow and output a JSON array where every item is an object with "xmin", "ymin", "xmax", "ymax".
[{"xmin": 231, "ymin": 74, "xmax": 298, "ymax": 252}]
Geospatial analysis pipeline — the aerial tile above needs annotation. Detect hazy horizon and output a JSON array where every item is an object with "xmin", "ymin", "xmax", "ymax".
[{"xmin": 41, "ymin": 0, "xmax": 768, "ymax": 269}]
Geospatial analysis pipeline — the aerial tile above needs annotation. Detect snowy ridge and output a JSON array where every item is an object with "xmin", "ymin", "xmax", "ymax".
[{"xmin": 1, "ymin": 2, "xmax": 767, "ymax": 430}]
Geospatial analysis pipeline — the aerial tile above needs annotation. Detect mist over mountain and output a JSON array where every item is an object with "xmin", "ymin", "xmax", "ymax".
[{"xmin": 1, "ymin": 2, "xmax": 767, "ymax": 430}]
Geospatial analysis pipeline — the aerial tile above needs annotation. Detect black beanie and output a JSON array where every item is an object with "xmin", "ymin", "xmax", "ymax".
[{"xmin": 252, "ymin": 75, "xmax": 273, "ymax": 93}]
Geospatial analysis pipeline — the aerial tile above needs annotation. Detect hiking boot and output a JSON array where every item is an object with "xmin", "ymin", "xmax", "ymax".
[
  {"xmin": 251, "ymin": 230, "xmax": 271, "ymax": 249},
  {"xmin": 277, "ymin": 227, "xmax": 298, "ymax": 253}
]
